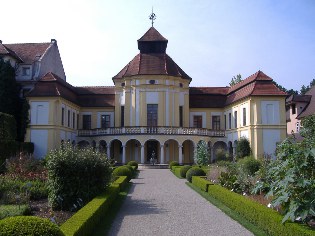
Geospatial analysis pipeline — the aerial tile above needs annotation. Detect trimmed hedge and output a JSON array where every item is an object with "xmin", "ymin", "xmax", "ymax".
[
  {"xmin": 113, "ymin": 166, "xmax": 133, "ymax": 181},
  {"xmin": 204, "ymin": 183, "xmax": 314, "ymax": 236},
  {"xmin": 127, "ymin": 161, "xmax": 138, "ymax": 170},
  {"xmin": 61, "ymin": 185, "xmax": 119, "ymax": 236},
  {"xmin": 186, "ymin": 167, "xmax": 206, "ymax": 183},
  {"xmin": 192, "ymin": 176, "xmax": 212, "ymax": 192},
  {"xmin": 0, "ymin": 216, "xmax": 64, "ymax": 236},
  {"xmin": 60, "ymin": 175, "xmax": 129, "ymax": 236},
  {"xmin": 180, "ymin": 165, "xmax": 192, "ymax": 178},
  {"xmin": 169, "ymin": 161, "xmax": 179, "ymax": 169},
  {"xmin": 173, "ymin": 166, "xmax": 182, "ymax": 178}
]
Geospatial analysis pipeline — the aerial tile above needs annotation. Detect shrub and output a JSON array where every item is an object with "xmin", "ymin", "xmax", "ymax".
[
  {"xmin": 0, "ymin": 140, "xmax": 19, "ymax": 173},
  {"xmin": 186, "ymin": 167, "xmax": 206, "ymax": 183},
  {"xmin": 0, "ymin": 112, "xmax": 16, "ymax": 141},
  {"xmin": 127, "ymin": 161, "xmax": 138, "ymax": 170},
  {"xmin": 112, "ymin": 176, "xmax": 129, "ymax": 191},
  {"xmin": 236, "ymin": 137, "xmax": 251, "ymax": 159},
  {"xmin": 20, "ymin": 142, "xmax": 34, "ymax": 154},
  {"xmin": 173, "ymin": 166, "xmax": 182, "ymax": 178},
  {"xmin": 123, "ymin": 165, "xmax": 134, "ymax": 174},
  {"xmin": 207, "ymin": 184, "xmax": 314, "ymax": 236},
  {"xmin": 113, "ymin": 166, "xmax": 133, "ymax": 181},
  {"xmin": 215, "ymin": 148, "xmax": 227, "ymax": 162},
  {"xmin": 46, "ymin": 144, "xmax": 111, "ymax": 210},
  {"xmin": 238, "ymin": 156, "xmax": 261, "ymax": 176},
  {"xmin": 194, "ymin": 140, "xmax": 210, "ymax": 166},
  {"xmin": 180, "ymin": 165, "xmax": 192, "ymax": 178},
  {"xmin": 0, "ymin": 216, "xmax": 65, "ymax": 236},
  {"xmin": 169, "ymin": 161, "xmax": 179, "ymax": 169},
  {"xmin": 192, "ymin": 176, "xmax": 212, "ymax": 192},
  {"xmin": 60, "ymin": 185, "xmax": 119, "ymax": 236},
  {"xmin": 0, "ymin": 205, "xmax": 31, "ymax": 220}
]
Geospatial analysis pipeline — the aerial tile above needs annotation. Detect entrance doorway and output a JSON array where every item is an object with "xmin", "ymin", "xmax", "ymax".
[{"xmin": 147, "ymin": 140, "xmax": 158, "ymax": 162}]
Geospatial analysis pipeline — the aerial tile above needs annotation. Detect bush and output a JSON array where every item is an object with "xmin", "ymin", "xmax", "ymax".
[
  {"xmin": 0, "ymin": 216, "xmax": 65, "ymax": 236},
  {"xmin": 192, "ymin": 176, "xmax": 212, "ymax": 192},
  {"xmin": 238, "ymin": 156, "xmax": 261, "ymax": 176},
  {"xmin": 0, "ymin": 112, "xmax": 16, "ymax": 141},
  {"xmin": 186, "ymin": 167, "xmax": 206, "ymax": 183},
  {"xmin": 20, "ymin": 142, "xmax": 34, "ymax": 154},
  {"xmin": 127, "ymin": 161, "xmax": 138, "ymax": 170},
  {"xmin": 169, "ymin": 161, "xmax": 179, "ymax": 169},
  {"xmin": 112, "ymin": 176, "xmax": 129, "ymax": 191},
  {"xmin": 0, "ymin": 140, "xmax": 19, "ymax": 173},
  {"xmin": 123, "ymin": 165, "xmax": 134, "ymax": 174},
  {"xmin": 207, "ymin": 184, "xmax": 314, "ymax": 236},
  {"xmin": 173, "ymin": 166, "xmax": 182, "ymax": 178},
  {"xmin": 112, "ymin": 166, "xmax": 133, "ymax": 181},
  {"xmin": 194, "ymin": 141, "xmax": 210, "ymax": 166},
  {"xmin": 0, "ymin": 205, "xmax": 31, "ymax": 220},
  {"xmin": 236, "ymin": 137, "xmax": 251, "ymax": 159},
  {"xmin": 180, "ymin": 165, "xmax": 192, "ymax": 178},
  {"xmin": 46, "ymin": 144, "xmax": 111, "ymax": 210},
  {"xmin": 60, "ymin": 184, "xmax": 119, "ymax": 236}
]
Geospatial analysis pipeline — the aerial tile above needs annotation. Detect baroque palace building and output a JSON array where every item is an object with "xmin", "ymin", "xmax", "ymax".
[{"xmin": 24, "ymin": 27, "xmax": 287, "ymax": 163}]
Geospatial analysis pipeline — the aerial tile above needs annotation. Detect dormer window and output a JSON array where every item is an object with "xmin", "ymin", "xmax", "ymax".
[
  {"xmin": 179, "ymin": 83, "xmax": 183, "ymax": 88},
  {"xmin": 22, "ymin": 67, "xmax": 30, "ymax": 76},
  {"xmin": 149, "ymin": 80, "xmax": 156, "ymax": 85}
]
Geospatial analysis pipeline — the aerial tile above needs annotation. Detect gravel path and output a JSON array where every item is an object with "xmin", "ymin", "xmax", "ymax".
[{"xmin": 107, "ymin": 169, "xmax": 253, "ymax": 236}]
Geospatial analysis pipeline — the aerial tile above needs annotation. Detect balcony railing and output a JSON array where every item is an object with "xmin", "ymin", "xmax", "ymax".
[{"xmin": 77, "ymin": 126, "xmax": 225, "ymax": 137}]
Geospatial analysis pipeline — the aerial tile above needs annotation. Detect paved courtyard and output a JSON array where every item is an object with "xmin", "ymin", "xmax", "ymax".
[{"xmin": 107, "ymin": 169, "xmax": 253, "ymax": 236}]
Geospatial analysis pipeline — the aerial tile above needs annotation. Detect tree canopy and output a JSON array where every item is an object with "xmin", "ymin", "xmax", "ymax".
[{"xmin": 229, "ymin": 74, "xmax": 242, "ymax": 86}]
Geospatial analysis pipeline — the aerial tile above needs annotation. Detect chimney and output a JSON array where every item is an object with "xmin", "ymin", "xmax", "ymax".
[{"xmin": 51, "ymin": 39, "xmax": 57, "ymax": 44}]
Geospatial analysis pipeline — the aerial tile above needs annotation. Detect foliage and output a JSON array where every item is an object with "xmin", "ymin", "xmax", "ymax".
[
  {"xmin": 192, "ymin": 176, "xmax": 212, "ymax": 192},
  {"xmin": 236, "ymin": 137, "xmax": 251, "ymax": 159},
  {"xmin": 205, "ymin": 184, "xmax": 314, "ymax": 236},
  {"xmin": 238, "ymin": 156, "xmax": 261, "ymax": 176},
  {"xmin": 300, "ymin": 78, "xmax": 315, "ymax": 95},
  {"xmin": 112, "ymin": 176, "xmax": 129, "ymax": 191},
  {"xmin": 112, "ymin": 166, "xmax": 133, "ymax": 181},
  {"xmin": 19, "ymin": 142, "xmax": 34, "ymax": 154},
  {"xmin": 60, "ymin": 185, "xmax": 120, "ymax": 236},
  {"xmin": 215, "ymin": 148, "xmax": 228, "ymax": 162},
  {"xmin": 0, "ymin": 112, "xmax": 16, "ymax": 140},
  {"xmin": 15, "ymin": 99, "xmax": 30, "ymax": 142},
  {"xmin": 229, "ymin": 74, "xmax": 242, "ymax": 86},
  {"xmin": 186, "ymin": 167, "xmax": 206, "ymax": 183},
  {"xmin": 0, "ymin": 205, "xmax": 31, "ymax": 220},
  {"xmin": 173, "ymin": 166, "xmax": 182, "ymax": 178},
  {"xmin": 0, "ymin": 216, "xmax": 65, "ymax": 236},
  {"xmin": 46, "ymin": 144, "xmax": 111, "ymax": 210},
  {"xmin": 180, "ymin": 165, "xmax": 192, "ymax": 178},
  {"xmin": 127, "ymin": 161, "xmax": 138, "ymax": 170},
  {"xmin": 169, "ymin": 161, "xmax": 179, "ymax": 169},
  {"xmin": 0, "ymin": 140, "xmax": 19, "ymax": 173},
  {"xmin": 194, "ymin": 140, "xmax": 210, "ymax": 166},
  {"xmin": 273, "ymin": 81, "xmax": 298, "ymax": 96}
]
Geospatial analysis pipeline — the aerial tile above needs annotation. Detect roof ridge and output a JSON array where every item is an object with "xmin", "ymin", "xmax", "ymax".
[{"xmin": 3, "ymin": 42, "xmax": 51, "ymax": 45}]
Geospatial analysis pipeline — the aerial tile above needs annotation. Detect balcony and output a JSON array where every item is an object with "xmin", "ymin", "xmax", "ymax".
[{"xmin": 77, "ymin": 126, "xmax": 225, "ymax": 137}]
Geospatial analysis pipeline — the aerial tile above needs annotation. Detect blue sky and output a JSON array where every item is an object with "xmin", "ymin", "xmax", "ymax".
[{"xmin": 2, "ymin": 0, "xmax": 315, "ymax": 91}]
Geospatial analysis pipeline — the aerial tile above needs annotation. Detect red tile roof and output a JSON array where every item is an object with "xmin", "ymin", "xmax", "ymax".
[
  {"xmin": 297, "ymin": 86, "xmax": 315, "ymax": 119},
  {"xmin": 138, "ymin": 27, "xmax": 168, "ymax": 42},
  {"xmin": 1, "ymin": 43, "xmax": 51, "ymax": 63},
  {"xmin": 27, "ymin": 73, "xmax": 115, "ymax": 107},
  {"xmin": 113, "ymin": 53, "xmax": 191, "ymax": 80}
]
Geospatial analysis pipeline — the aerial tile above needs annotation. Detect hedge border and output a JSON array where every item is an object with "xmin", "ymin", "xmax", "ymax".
[
  {"xmin": 173, "ymin": 166, "xmax": 183, "ymax": 178},
  {"xmin": 192, "ymin": 176, "xmax": 212, "ymax": 192},
  {"xmin": 60, "ymin": 176, "xmax": 129, "ymax": 236},
  {"xmin": 192, "ymin": 177, "xmax": 314, "ymax": 236}
]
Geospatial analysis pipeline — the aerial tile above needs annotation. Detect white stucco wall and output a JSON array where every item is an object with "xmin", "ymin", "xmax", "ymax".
[
  {"xmin": 261, "ymin": 101, "xmax": 280, "ymax": 125},
  {"xmin": 31, "ymin": 129, "xmax": 48, "ymax": 159},
  {"xmin": 30, "ymin": 101, "xmax": 49, "ymax": 125},
  {"xmin": 263, "ymin": 129, "xmax": 280, "ymax": 158}
]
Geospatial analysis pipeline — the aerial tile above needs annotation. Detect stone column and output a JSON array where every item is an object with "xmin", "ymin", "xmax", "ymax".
[
  {"xmin": 141, "ymin": 145, "xmax": 145, "ymax": 164},
  {"xmin": 160, "ymin": 145, "xmax": 165, "ymax": 164},
  {"xmin": 178, "ymin": 145, "xmax": 183, "ymax": 164},
  {"xmin": 122, "ymin": 145, "xmax": 126, "ymax": 164},
  {"xmin": 106, "ymin": 145, "xmax": 111, "ymax": 159}
]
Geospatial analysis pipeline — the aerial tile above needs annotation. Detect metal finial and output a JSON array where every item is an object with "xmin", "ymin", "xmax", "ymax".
[{"xmin": 149, "ymin": 7, "xmax": 156, "ymax": 27}]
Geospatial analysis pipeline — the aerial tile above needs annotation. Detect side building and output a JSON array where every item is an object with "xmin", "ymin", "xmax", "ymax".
[{"xmin": 25, "ymin": 27, "xmax": 287, "ymax": 162}]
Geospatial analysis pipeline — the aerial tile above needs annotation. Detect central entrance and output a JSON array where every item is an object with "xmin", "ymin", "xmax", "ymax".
[{"xmin": 147, "ymin": 140, "xmax": 158, "ymax": 162}]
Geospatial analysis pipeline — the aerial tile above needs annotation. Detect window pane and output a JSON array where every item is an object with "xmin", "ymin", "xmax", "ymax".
[
  {"xmin": 101, "ymin": 115, "xmax": 110, "ymax": 128},
  {"xmin": 193, "ymin": 116, "xmax": 202, "ymax": 128},
  {"xmin": 179, "ymin": 106, "xmax": 183, "ymax": 127},
  {"xmin": 243, "ymin": 108, "xmax": 246, "ymax": 126},
  {"xmin": 234, "ymin": 111, "xmax": 237, "ymax": 128},
  {"xmin": 212, "ymin": 116, "xmax": 220, "ymax": 130},
  {"xmin": 83, "ymin": 115, "xmax": 91, "ymax": 129},
  {"xmin": 147, "ymin": 104, "xmax": 158, "ymax": 126}
]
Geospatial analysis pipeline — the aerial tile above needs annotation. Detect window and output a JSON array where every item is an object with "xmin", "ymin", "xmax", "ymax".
[
  {"xmin": 212, "ymin": 116, "xmax": 220, "ymax": 130},
  {"xmin": 149, "ymin": 80, "xmax": 155, "ymax": 84},
  {"xmin": 179, "ymin": 106, "xmax": 183, "ymax": 127},
  {"xmin": 292, "ymin": 104, "xmax": 296, "ymax": 115},
  {"xmin": 61, "ymin": 108, "xmax": 65, "ymax": 126},
  {"xmin": 228, "ymin": 113, "xmax": 231, "ymax": 129},
  {"xmin": 83, "ymin": 115, "xmax": 91, "ymax": 129},
  {"xmin": 22, "ymin": 67, "xmax": 30, "ymax": 76},
  {"xmin": 224, "ymin": 115, "xmax": 226, "ymax": 130},
  {"xmin": 193, "ymin": 116, "xmax": 202, "ymax": 128},
  {"xmin": 121, "ymin": 106, "xmax": 124, "ymax": 127},
  {"xmin": 179, "ymin": 83, "xmax": 183, "ymax": 88},
  {"xmin": 243, "ymin": 108, "xmax": 246, "ymax": 126},
  {"xmin": 147, "ymin": 104, "xmax": 158, "ymax": 126},
  {"xmin": 101, "ymin": 115, "xmax": 110, "ymax": 129},
  {"xmin": 73, "ymin": 112, "xmax": 75, "ymax": 129},
  {"xmin": 234, "ymin": 111, "xmax": 237, "ymax": 128},
  {"xmin": 296, "ymin": 121, "xmax": 300, "ymax": 133},
  {"xmin": 67, "ymin": 110, "xmax": 70, "ymax": 127}
]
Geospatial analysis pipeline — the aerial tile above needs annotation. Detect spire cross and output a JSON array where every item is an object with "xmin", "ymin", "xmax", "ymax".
[{"xmin": 149, "ymin": 8, "xmax": 156, "ymax": 27}]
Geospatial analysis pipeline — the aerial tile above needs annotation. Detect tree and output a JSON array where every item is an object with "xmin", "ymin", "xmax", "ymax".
[
  {"xmin": 229, "ymin": 74, "xmax": 242, "ymax": 86},
  {"xmin": 300, "ymin": 78, "xmax": 315, "ymax": 95},
  {"xmin": 194, "ymin": 140, "xmax": 210, "ymax": 166},
  {"xmin": 236, "ymin": 137, "xmax": 251, "ymax": 158},
  {"xmin": 272, "ymin": 81, "xmax": 298, "ymax": 96},
  {"xmin": 266, "ymin": 115, "xmax": 315, "ymax": 223}
]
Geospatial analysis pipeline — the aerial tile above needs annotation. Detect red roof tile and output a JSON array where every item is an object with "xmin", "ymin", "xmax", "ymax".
[
  {"xmin": 297, "ymin": 86, "xmax": 315, "ymax": 119},
  {"xmin": 2, "ymin": 43, "xmax": 51, "ymax": 64},
  {"xmin": 113, "ymin": 53, "xmax": 191, "ymax": 80},
  {"xmin": 138, "ymin": 27, "xmax": 168, "ymax": 42}
]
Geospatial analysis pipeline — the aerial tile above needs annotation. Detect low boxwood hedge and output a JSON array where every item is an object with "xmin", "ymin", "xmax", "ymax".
[
  {"xmin": 0, "ymin": 216, "xmax": 64, "ymax": 236},
  {"xmin": 173, "ymin": 166, "xmax": 182, "ymax": 178},
  {"xmin": 180, "ymin": 165, "xmax": 192, "ymax": 178},
  {"xmin": 169, "ymin": 161, "xmax": 179, "ymax": 169},
  {"xmin": 127, "ymin": 161, "xmax": 138, "ymax": 170},
  {"xmin": 60, "ymin": 176, "xmax": 130, "ymax": 236},
  {"xmin": 192, "ymin": 176, "xmax": 212, "ymax": 192},
  {"xmin": 186, "ymin": 167, "xmax": 206, "ymax": 183},
  {"xmin": 112, "ymin": 166, "xmax": 133, "ymax": 181},
  {"xmin": 204, "ymin": 183, "xmax": 314, "ymax": 236}
]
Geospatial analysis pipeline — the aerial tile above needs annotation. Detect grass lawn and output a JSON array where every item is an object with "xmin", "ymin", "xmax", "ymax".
[
  {"xmin": 186, "ymin": 182, "xmax": 268, "ymax": 236},
  {"xmin": 91, "ymin": 183, "xmax": 132, "ymax": 236},
  {"xmin": 0, "ymin": 204, "xmax": 30, "ymax": 220}
]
